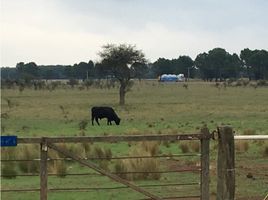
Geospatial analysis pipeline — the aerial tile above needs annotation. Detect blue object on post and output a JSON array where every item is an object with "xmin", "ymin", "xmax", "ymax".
[{"xmin": 0, "ymin": 136, "xmax": 17, "ymax": 147}]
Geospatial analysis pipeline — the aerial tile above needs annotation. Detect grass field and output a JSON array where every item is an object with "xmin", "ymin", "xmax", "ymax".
[
  {"xmin": 2, "ymin": 81, "xmax": 268, "ymax": 136},
  {"xmin": 1, "ymin": 80, "xmax": 268, "ymax": 199}
]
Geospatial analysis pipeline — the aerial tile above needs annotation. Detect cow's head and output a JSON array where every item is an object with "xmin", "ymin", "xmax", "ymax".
[{"xmin": 115, "ymin": 117, "xmax": 121, "ymax": 125}]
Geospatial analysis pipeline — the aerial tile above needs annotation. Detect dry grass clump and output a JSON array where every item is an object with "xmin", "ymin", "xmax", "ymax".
[
  {"xmin": 179, "ymin": 142, "xmax": 190, "ymax": 153},
  {"xmin": 190, "ymin": 141, "xmax": 200, "ymax": 153},
  {"xmin": 1, "ymin": 147, "xmax": 17, "ymax": 179},
  {"xmin": 125, "ymin": 128, "xmax": 142, "ymax": 135},
  {"xmin": 93, "ymin": 146, "xmax": 104, "ymax": 158},
  {"xmin": 83, "ymin": 143, "xmax": 91, "ymax": 158},
  {"xmin": 1, "ymin": 164, "xmax": 17, "ymax": 179},
  {"xmin": 114, "ymin": 142, "xmax": 161, "ymax": 181},
  {"xmin": 243, "ymin": 128, "xmax": 256, "ymax": 135},
  {"xmin": 262, "ymin": 143, "xmax": 268, "ymax": 157},
  {"xmin": 47, "ymin": 145, "xmax": 68, "ymax": 177},
  {"xmin": 17, "ymin": 145, "xmax": 39, "ymax": 173},
  {"xmin": 179, "ymin": 140, "xmax": 202, "ymax": 153},
  {"xmin": 162, "ymin": 140, "xmax": 170, "ymax": 148},
  {"xmin": 67, "ymin": 144, "xmax": 86, "ymax": 158},
  {"xmin": 53, "ymin": 160, "xmax": 67, "ymax": 178},
  {"xmin": 235, "ymin": 141, "xmax": 249, "ymax": 152},
  {"xmin": 88, "ymin": 145, "xmax": 113, "ymax": 171},
  {"xmin": 141, "ymin": 141, "xmax": 160, "ymax": 156}
]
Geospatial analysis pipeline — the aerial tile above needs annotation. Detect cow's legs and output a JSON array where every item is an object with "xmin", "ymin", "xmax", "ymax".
[{"xmin": 96, "ymin": 118, "xmax": 100, "ymax": 125}]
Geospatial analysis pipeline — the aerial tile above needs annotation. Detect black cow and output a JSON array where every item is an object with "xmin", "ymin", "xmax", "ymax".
[{"xmin": 91, "ymin": 106, "xmax": 121, "ymax": 126}]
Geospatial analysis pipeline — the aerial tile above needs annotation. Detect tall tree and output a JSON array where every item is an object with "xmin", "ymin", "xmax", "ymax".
[{"xmin": 99, "ymin": 44, "xmax": 146, "ymax": 105}]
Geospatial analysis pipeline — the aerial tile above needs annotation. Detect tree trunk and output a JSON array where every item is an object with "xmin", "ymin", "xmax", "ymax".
[{"xmin": 119, "ymin": 83, "xmax": 126, "ymax": 105}]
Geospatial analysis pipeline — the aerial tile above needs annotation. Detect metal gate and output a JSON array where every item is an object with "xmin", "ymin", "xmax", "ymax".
[{"xmin": 1, "ymin": 127, "xmax": 212, "ymax": 200}]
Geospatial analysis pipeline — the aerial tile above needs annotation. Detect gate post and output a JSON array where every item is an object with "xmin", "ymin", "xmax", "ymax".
[
  {"xmin": 217, "ymin": 126, "xmax": 235, "ymax": 200},
  {"xmin": 200, "ymin": 127, "xmax": 210, "ymax": 200},
  {"xmin": 40, "ymin": 138, "xmax": 48, "ymax": 200}
]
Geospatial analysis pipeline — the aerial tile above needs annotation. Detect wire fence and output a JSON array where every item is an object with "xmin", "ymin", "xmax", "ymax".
[
  {"xmin": 1, "ymin": 132, "xmax": 211, "ymax": 200},
  {"xmin": 2, "ymin": 127, "xmax": 267, "ymax": 199}
]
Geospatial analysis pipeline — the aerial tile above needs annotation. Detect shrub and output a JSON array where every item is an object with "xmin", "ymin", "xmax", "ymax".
[
  {"xmin": 257, "ymin": 80, "xmax": 267, "ymax": 86},
  {"xmin": 68, "ymin": 79, "xmax": 78, "ymax": 88},
  {"xmin": 79, "ymin": 120, "xmax": 88, "ymax": 130},
  {"xmin": 83, "ymin": 80, "xmax": 94, "ymax": 89},
  {"xmin": 183, "ymin": 83, "xmax": 188, "ymax": 89}
]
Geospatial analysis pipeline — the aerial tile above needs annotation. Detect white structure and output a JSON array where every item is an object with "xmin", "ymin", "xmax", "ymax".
[{"xmin": 159, "ymin": 74, "xmax": 185, "ymax": 82}]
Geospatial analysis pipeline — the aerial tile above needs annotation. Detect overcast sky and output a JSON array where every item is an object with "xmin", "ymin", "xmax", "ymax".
[{"xmin": 1, "ymin": 0, "xmax": 268, "ymax": 67}]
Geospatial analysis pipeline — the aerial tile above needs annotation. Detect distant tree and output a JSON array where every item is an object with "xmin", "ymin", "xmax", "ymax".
[
  {"xmin": 195, "ymin": 53, "xmax": 214, "ymax": 81},
  {"xmin": 152, "ymin": 58, "xmax": 172, "ymax": 77},
  {"xmin": 240, "ymin": 48, "xmax": 268, "ymax": 80},
  {"xmin": 64, "ymin": 65, "xmax": 76, "ymax": 79},
  {"xmin": 99, "ymin": 44, "xmax": 146, "ymax": 105},
  {"xmin": 87, "ymin": 60, "xmax": 95, "ymax": 79},
  {"xmin": 171, "ymin": 56, "xmax": 194, "ymax": 79},
  {"xmin": 151, "ymin": 56, "xmax": 194, "ymax": 79},
  {"xmin": 195, "ymin": 48, "xmax": 242, "ymax": 81},
  {"xmin": 0, "ymin": 67, "xmax": 18, "ymax": 80},
  {"xmin": 94, "ymin": 63, "xmax": 111, "ymax": 79},
  {"xmin": 74, "ymin": 61, "xmax": 94, "ymax": 79},
  {"xmin": 222, "ymin": 53, "xmax": 242, "ymax": 79},
  {"xmin": 130, "ymin": 62, "xmax": 149, "ymax": 81},
  {"xmin": 16, "ymin": 62, "xmax": 39, "ymax": 83}
]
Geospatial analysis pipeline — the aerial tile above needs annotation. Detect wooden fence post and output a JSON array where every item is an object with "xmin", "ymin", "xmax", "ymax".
[
  {"xmin": 217, "ymin": 126, "xmax": 235, "ymax": 200},
  {"xmin": 200, "ymin": 127, "xmax": 210, "ymax": 200},
  {"xmin": 40, "ymin": 138, "xmax": 48, "ymax": 200}
]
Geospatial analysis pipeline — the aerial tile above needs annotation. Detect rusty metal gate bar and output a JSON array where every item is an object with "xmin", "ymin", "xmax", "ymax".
[{"xmin": 17, "ymin": 133, "xmax": 209, "ymax": 144}]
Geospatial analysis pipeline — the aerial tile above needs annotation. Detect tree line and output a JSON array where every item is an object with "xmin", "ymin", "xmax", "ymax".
[{"xmin": 1, "ymin": 47, "xmax": 268, "ymax": 82}]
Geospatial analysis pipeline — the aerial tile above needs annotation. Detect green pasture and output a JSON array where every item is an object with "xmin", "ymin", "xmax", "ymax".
[
  {"xmin": 1, "ymin": 80, "xmax": 268, "ymax": 199},
  {"xmin": 1, "ymin": 81, "xmax": 268, "ymax": 136}
]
